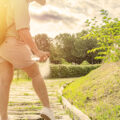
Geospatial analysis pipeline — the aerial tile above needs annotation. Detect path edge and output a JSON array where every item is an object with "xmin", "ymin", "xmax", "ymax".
[{"xmin": 58, "ymin": 81, "xmax": 91, "ymax": 120}]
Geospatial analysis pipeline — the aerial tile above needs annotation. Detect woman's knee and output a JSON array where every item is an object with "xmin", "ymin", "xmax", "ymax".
[
  {"xmin": 22, "ymin": 63, "xmax": 40, "ymax": 78},
  {"xmin": 0, "ymin": 61, "xmax": 13, "ymax": 72},
  {"xmin": 0, "ymin": 61, "xmax": 14, "ymax": 86}
]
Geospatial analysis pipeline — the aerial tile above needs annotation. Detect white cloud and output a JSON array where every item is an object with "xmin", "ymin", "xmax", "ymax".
[{"xmin": 29, "ymin": 0, "xmax": 120, "ymax": 38}]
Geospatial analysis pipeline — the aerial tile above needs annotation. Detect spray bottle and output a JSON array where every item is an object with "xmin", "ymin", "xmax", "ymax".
[{"xmin": 32, "ymin": 56, "xmax": 50, "ymax": 79}]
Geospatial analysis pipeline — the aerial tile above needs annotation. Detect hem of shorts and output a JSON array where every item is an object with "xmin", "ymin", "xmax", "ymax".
[
  {"xmin": 0, "ymin": 54, "xmax": 35, "ymax": 69},
  {"xmin": 20, "ymin": 61, "xmax": 36, "ymax": 69},
  {"xmin": 0, "ymin": 55, "xmax": 13, "ymax": 66}
]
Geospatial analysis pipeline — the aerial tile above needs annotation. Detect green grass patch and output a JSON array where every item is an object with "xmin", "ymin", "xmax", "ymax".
[
  {"xmin": 63, "ymin": 62, "xmax": 120, "ymax": 120},
  {"xmin": 9, "ymin": 101, "xmax": 41, "ymax": 106},
  {"xmin": 13, "ymin": 78, "xmax": 31, "ymax": 83},
  {"xmin": 24, "ymin": 105, "xmax": 42, "ymax": 111},
  {"xmin": 23, "ymin": 93, "xmax": 31, "ymax": 96}
]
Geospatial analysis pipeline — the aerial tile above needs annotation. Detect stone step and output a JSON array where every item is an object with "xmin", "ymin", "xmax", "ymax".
[
  {"xmin": 8, "ymin": 80, "xmax": 72, "ymax": 120},
  {"xmin": 8, "ymin": 115, "xmax": 41, "ymax": 120}
]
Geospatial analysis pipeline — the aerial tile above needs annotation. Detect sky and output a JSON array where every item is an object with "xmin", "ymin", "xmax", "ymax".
[{"xmin": 29, "ymin": 0, "xmax": 120, "ymax": 38}]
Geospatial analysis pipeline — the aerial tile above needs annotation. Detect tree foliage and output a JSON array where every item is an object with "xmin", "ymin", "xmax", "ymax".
[
  {"xmin": 35, "ymin": 34, "xmax": 50, "ymax": 51},
  {"xmin": 52, "ymin": 31, "xmax": 99, "ymax": 64},
  {"xmin": 85, "ymin": 9, "xmax": 120, "ymax": 62},
  {"xmin": 34, "ymin": 32, "xmax": 99, "ymax": 64}
]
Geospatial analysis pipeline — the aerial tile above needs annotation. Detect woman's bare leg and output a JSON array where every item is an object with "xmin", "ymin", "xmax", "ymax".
[
  {"xmin": 22, "ymin": 63, "xmax": 50, "ymax": 108},
  {"xmin": 0, "ymin": 61, "xmax": 14, "ymax": 120}
]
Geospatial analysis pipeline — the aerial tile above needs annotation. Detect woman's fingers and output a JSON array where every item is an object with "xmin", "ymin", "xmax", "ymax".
[
  {"xmin": 43, "ymin": 54, "xmax": 49, "ymax": 61},
  {"xmin": 46, "ymin": 52, "xmax": 50, "ymax": 57},
  {"xmin": 39, "ymin": 54, "xmax": 49, "ymax": 62},
  {"xmin": 36, "ymin": 50, "xmax": 50, "ymax": 62}
]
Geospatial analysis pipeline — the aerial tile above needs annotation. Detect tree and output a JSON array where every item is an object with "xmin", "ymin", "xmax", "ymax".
[
  {"xmin": 55, "ymin": 33, "xmax": 75, "ymax": 63},
  {"xmin": 52, "ymin": 31, "xmax": 99, "ymax": 64},
  {"xmin": 74, "ymin": 31, "xmax": 99, "ymax": 64},
  {"xmin": 35, "ymin": 34, "xmax": 51, "ymax": 52},
  {"xmin": 85, "ymin": 9, "xmax": 120, "ymax": 62}
]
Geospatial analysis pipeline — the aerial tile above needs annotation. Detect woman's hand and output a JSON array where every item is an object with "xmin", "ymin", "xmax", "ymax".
[
  {"xmin": 18, "ymin": 28, "xmax": 41, "ymax": 55},
  {"xmin": 35, "ymin": 50, "xmax": 50, "ymax": 62},
  {"xmin": 17, "ymin": 28, "xmax": 50, "ymax": 62}
]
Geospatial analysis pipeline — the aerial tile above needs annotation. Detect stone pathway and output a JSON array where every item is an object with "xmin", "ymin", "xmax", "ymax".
[{"xmin": 8, "ymin": 78, "xmax": 73, "ymax": 120}]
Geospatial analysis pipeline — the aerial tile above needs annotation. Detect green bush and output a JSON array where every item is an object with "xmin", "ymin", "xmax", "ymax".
[
  {"xmin": 49, "ymin": 64, "xmax": 100, "ymax": 78},
  {"xmin": 81, "ymin": 60, "xmax": 90, "ymax": 65},
  {"xmin": 59, "ymin": 58, "xmax": 71, "ymax": 65},
  {"xmin": 14, "ymin": 64, "xmax": 100, "ymax": 79}
]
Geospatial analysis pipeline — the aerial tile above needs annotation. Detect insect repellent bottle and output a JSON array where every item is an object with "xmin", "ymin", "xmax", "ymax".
[{"xmin": 32, "ymin": 56, "xmax": 50, "ymax": 78}]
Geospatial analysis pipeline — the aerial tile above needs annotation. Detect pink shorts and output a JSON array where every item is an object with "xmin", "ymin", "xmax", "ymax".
[{"xmin": 0, "ymin": 37, "xmax": 35, "ymax": 69}]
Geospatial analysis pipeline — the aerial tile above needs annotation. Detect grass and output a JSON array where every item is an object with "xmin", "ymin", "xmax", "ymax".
[
  {"xmin": 46, "ymin": 78, "xmax": 76, "ymax": 87},
  {"xmin": 24, "ymin": 93, "xmax": 32, "ymax": 96},
  {"xmin": 13, "ymin": 78, "xmax": 31, "ymax": 82},
  {"xmin": 63, "ymin": 62, "xmax": 120, "ymax": 120},
  {"xmin": 9, "ymin": 101, "xmax": 41, "ymax": 106},
  {"xmin": 14, "ymin": 105, "xmax": 42, "ymax": 111},
  {"xmin": 58, "ymin": 96, "xmax": 62, "ymax": 104},
  {"xmin": 24, "ymin": 105, "xmax": 42, "ymax": 111}
]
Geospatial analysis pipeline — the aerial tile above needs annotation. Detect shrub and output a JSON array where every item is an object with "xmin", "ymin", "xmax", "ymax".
[
  {"xmin": 14, "ymin": 64, "xmax": 100, "ymax": 79},
  {"xmin": 59, "ymin": 58, "xmax": 71, "ymax": 65},
  {"xmin": 81, "ymin": 60, "xmax": 90, "ymax": 65},
  {"xmin": 49, "ymin": 64, "xmax": 100, "ymax": 78}
]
